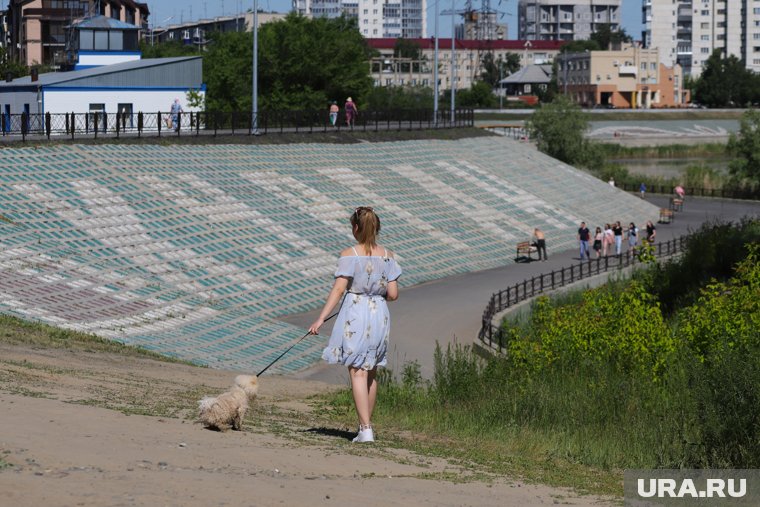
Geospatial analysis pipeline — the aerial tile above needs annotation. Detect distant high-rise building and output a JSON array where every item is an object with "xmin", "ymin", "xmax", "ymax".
[
  {"xmin": 293, "ymin": 0, "xmax": 426, "ymax": 38},
  {"xmin": 518, "ymin": 0, "xmax": 620, "ymax": 41},
  {"xmin": 643, "ymin": 0, "xmax": 758, "ymax": 77}
]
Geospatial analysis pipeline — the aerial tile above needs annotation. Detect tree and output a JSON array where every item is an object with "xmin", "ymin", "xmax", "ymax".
[
  {"xmin": 526, "ymin": 96, "xmax": 600, "ymax": 167},
  {"xmin": 364, "ymin": 85, "xmax": 434, "ymax": 110},
  {"xmin": 442, "ymin": 81, "xmax": 497, "ymax": 108},
  {"xmin": 140, "ymin": 40, "xmax": 198, "ymax": 58},
  {"xmin": 203, "ymin": 14, "xmax": 373, "ymax": 112},
  {"xmin": 560, "ymin": 39, "xmax": 600, "ymax": 53},
  {"xmin": 393, "ymin": 38, "xmax": 424, "ymax": 73},
  {"xmin": 694, "ymin": 49, "xmax": 756, "ymax": 107},
  {"xmin": 0, "ymin": 46, "xmax": 28, "ymax": 79},
  {"xmin": 534, "ymin": 61, "xmax": 559, "ymax": 104},
  {"xmin": 480, "ymin": 52, "xmax": 520, "ymax": 88},
  {"xmin": 590, "ymin": 24, "xmax": 632, "ymax": 50},
  {"xmin": 727, "ymin": 109, "xmax": 760, "ymax": 186}
]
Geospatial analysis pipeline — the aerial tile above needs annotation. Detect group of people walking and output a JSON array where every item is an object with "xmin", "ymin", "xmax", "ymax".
[
  {"xmin": 329, "ymin": 97, "xmax": 358, "ymax": 127},
  {"xmin": 578, "ymin": 220, "xmax": 657, "ymax": 260}
]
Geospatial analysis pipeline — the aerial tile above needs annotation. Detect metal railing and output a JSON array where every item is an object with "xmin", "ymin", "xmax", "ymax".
[
  {"xmin": 478, "ymin": 235, "xmax": 688, "ymax": 352},
  {"xmin": 0, "ymin": 108, "xmax": 475, "ymax": 141},
  {"xmin": 618, "ymin": 182, "xmax": 760, "ymax": 201}
]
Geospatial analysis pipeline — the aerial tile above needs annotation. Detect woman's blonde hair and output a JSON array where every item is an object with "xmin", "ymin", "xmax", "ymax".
[{"xmin": 351, "ymin": 206, "xmax": 380, "ymax": 256}]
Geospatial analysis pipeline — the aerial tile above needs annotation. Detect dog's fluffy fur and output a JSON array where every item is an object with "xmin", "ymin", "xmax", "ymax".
[{"xmin": 198, "ymin": 375, "xmax": 259, "ymax": 431}]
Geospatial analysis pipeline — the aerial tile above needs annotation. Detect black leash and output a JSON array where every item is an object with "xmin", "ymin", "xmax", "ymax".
[{"xmin": 256, "ymin": 293, "xmax": 348, "ymax": 377}]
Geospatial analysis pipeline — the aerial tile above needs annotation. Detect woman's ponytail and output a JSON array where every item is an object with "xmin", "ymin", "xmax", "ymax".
[{"xmin": 351, "ymin": 207, "xmax": 380, "ymax": 255}]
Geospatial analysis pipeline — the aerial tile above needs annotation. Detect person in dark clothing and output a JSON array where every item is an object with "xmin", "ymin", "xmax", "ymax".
[
  {"xmin": 578, "ymin": 221, "xmax": 591, "ymax": 260},
  {"xmin": 533, "ymin": 228, "xmax": 548, "ymax": 261},
  {"xmin": 645, "ymin": 220, "xmax": 656, "ymax": 243},
  {"xmin": 612, "ymin": 221, "xmax": 624, "ymax": 255}
]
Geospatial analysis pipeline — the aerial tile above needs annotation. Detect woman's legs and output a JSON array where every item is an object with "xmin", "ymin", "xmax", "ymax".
[{"xmin": 349, "ymin": 366, "xmax": 377, "ymax": 427}]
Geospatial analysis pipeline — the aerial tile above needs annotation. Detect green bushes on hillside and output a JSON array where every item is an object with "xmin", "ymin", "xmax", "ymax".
[{"xmin": 324, "ymin": 221, "xmax": 760, "ymax": 480}]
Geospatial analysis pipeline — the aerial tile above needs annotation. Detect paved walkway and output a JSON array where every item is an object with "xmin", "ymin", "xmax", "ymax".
[{"xmin": 281, "ymin": 195, "xmax": 760, "ymax": 384}]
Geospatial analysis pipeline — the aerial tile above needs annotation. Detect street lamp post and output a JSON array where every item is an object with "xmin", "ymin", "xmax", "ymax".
[
  {"xmin": 433, "ymin": 0, "xmax": 439, "ymax": 125},
  {"xmin": 450, "ymin": 0, "xmax": 456, "ymax": 124},
  {"xmin": 499, "ymin": 60, "xmax": 503, "ymax": 110},
  {"xmin": 252, "ymin": 0, "xmax": 259, "ymax": 133}
]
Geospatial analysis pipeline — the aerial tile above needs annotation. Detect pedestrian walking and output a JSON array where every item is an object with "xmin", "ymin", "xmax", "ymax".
[
  {"xmin": 309, "ymin": 206, "xmax": 401, "ymax": 444},
  {"xmin": 329, "ymin": 101, "xmax": 339, "ymax": 127},
  {"xmin": 593, "ymin": 226, "xmax": 603, "ymax": 258},
  {"xmin": 627, "ymin": 222, "xmax": 639, "ymax": 252},
  {"xmin": 603, "ymin": 223, "xmax": 613, "ymax": 257},
  {"xmin": 345, "ymin": 97, "xmax": 358, "ymax": 127},
  {"xmin": 613, "ymin": 221, "xmax": 623, "ymax": 255},
  {"xmin": 645, "ymin": 220, "xmax": 656, "ymax": 243},
  {"xmin": 170, "ymin": 98, "xmax": 183, "ymax": 132},
  {"xmin": 578, "ymin": 221, "xmax": 591, "ymax": 260},
  {"xmin": 639, "ymin": 182, "xmax": 647, "ymax": 199}
]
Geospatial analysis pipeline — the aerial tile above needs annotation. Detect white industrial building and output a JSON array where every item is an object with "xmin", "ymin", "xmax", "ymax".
[
  {"xmin": 0, "ymin": 15, "xmax": 204, "ymax": 120},
  {"xmin": 0, "ymin": 57, "xmax": 203, "ymax": 118}
]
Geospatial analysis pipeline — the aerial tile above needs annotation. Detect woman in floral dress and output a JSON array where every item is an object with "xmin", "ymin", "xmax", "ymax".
[{"xmin": 309, "ymin": 207, "xmax": 401, "ymax": 443}]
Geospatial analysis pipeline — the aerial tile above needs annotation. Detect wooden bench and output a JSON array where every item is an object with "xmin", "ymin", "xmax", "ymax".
[
  {"xmin": 670, "ymin": 197, "xmax": 684, "ymax": 211},
  {"xmin": 515, "ymin": 241, "xmax": 537, "ymax": 262},
  {"xmin": 659, "ymin": 208, "xmax": 674, "ymax": 224}
]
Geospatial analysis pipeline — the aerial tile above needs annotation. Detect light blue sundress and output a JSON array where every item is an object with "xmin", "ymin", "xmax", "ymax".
[{"xmin": 322, "ymin": 247, "xmax": 402, "ymax": 370}]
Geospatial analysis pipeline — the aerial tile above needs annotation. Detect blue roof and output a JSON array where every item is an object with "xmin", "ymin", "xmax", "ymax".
[{"xmin": 72, "ymin": 15, "xmax": 139, "ymax": 30}]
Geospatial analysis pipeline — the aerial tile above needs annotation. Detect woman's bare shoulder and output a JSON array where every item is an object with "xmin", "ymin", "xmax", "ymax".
[
  {"xmin": 379, "ymin": 245, "xmax": 395, "ymax": 258},
  {"xmin": 339, "ymin": 246, "xmax": 357, "ymax": 258}
]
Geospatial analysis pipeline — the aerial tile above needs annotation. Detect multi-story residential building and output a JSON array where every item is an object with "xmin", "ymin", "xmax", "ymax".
[
  {"xmin": 150, "ymin": 12, "xmax": 289, "ymax": 49},
  {"xmin": 367, "ymin": 38, "xmax": 564, "ymax": 90},
  {"xmin": 644, "ymin": 0, "xmax": 759, "ymax": 77},
  {"xmin": 557, "ymin": 43, "xmax": 689, "ymax": 108},
  {"xmin": 294, "ymin": 0, "xmax": 427, "ymax": 38},
  {"xmin": 7, "ymin": 0, "xmax": 149, "ymax": 68},
  {"xmin": 518, "ymin": 0, "xmax": 621, "ymax": 41}
]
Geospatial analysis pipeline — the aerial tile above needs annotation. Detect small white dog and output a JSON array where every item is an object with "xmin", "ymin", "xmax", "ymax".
[{"xmin": 198, "ymin": 375, "xmax": 259, "ymax": 431}]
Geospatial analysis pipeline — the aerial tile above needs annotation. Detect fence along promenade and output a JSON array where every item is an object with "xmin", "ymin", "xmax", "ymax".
[
  {"xmin": 0, "ymin": 109, "xmax": 475, "ymax": 141},
  {"xmin": 478, "ymin": 235, "xmax": 688, "ymax": 352}
]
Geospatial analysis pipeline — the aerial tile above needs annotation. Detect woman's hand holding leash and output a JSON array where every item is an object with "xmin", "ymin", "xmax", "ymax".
[{"xmin": 308, "ymin": 318, "xmax": 324, "ymax": 335}]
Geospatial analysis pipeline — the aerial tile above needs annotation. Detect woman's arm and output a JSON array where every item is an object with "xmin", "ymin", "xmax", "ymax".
[
  {"xmin": 385, "ymin": 280, "xmax": 398, "ymax": 301},
  {"xmin": 308, "ymin": 276, "xmax": 349, "ymax": 334}
]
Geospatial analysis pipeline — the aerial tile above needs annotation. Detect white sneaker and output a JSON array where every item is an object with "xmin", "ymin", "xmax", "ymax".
[{"xmin": 352, "ymin": 427, "xmax": 374, "ymax": 443}]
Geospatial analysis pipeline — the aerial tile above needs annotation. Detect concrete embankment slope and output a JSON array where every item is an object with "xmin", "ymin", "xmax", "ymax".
[{"xmin": 0, "ymin": 137, "xmax": 658, "ymax": 373}]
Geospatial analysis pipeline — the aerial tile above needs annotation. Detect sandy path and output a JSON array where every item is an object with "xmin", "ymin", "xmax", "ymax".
[{"xmin": 0, "ymin": 344, "xmax": 611, "ymax": 507}]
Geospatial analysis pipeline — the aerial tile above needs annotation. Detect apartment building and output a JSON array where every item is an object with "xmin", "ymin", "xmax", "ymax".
[
  {"xmin": 150, "ymin": 12, "xmax": 288, "ymax": 49},
  {"xmin": 643, "ymin": 0, "xmax": 760, "ymax": 76},
  {"xmin": 7, "ymin": 0, "xmax": 149, "ymax": 68},
  {"xmin": 367, "ymin": 38, "xmax": 564, "ymax": 89},
  {"xmin": 293, "ymin": 0, "xmax": 427, "ymax": 38},
  {"xmin": 518, "ymin": 0, "xmax": 621, "ymax": 41},
  {"xmin": 557, "ymin": 43, "xmax": 689, "ymax": 108}
]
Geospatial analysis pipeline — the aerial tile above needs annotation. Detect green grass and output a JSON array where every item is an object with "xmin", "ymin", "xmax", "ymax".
[
  {"xmin": 597, "ymin": 142, "xmax": 729, "ymax": 160},
  {"xmin": 0, "ymin": 313, "xmax": 196, "ymax": 365}
]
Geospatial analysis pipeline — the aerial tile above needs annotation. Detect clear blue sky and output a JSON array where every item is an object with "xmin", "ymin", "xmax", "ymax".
[{"xmin": 147, "ymin": 0, "xmax": 643, "ymax": 41}]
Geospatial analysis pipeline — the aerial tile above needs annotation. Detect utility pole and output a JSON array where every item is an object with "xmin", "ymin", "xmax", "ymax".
[
  {"xmin": 499, "ymin": 60, "xmax": 503, "ymax": 109},
  {"xmin": 450, "ymin": 0, "xmax": 456, "ymax": 124},
  {"xmin": 252, "ymin": 0, "xmax": 259, "ymax": 133},
  {"xmin": 433, "ymin": 0, "xmax": 439, "ymax": 125}
]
